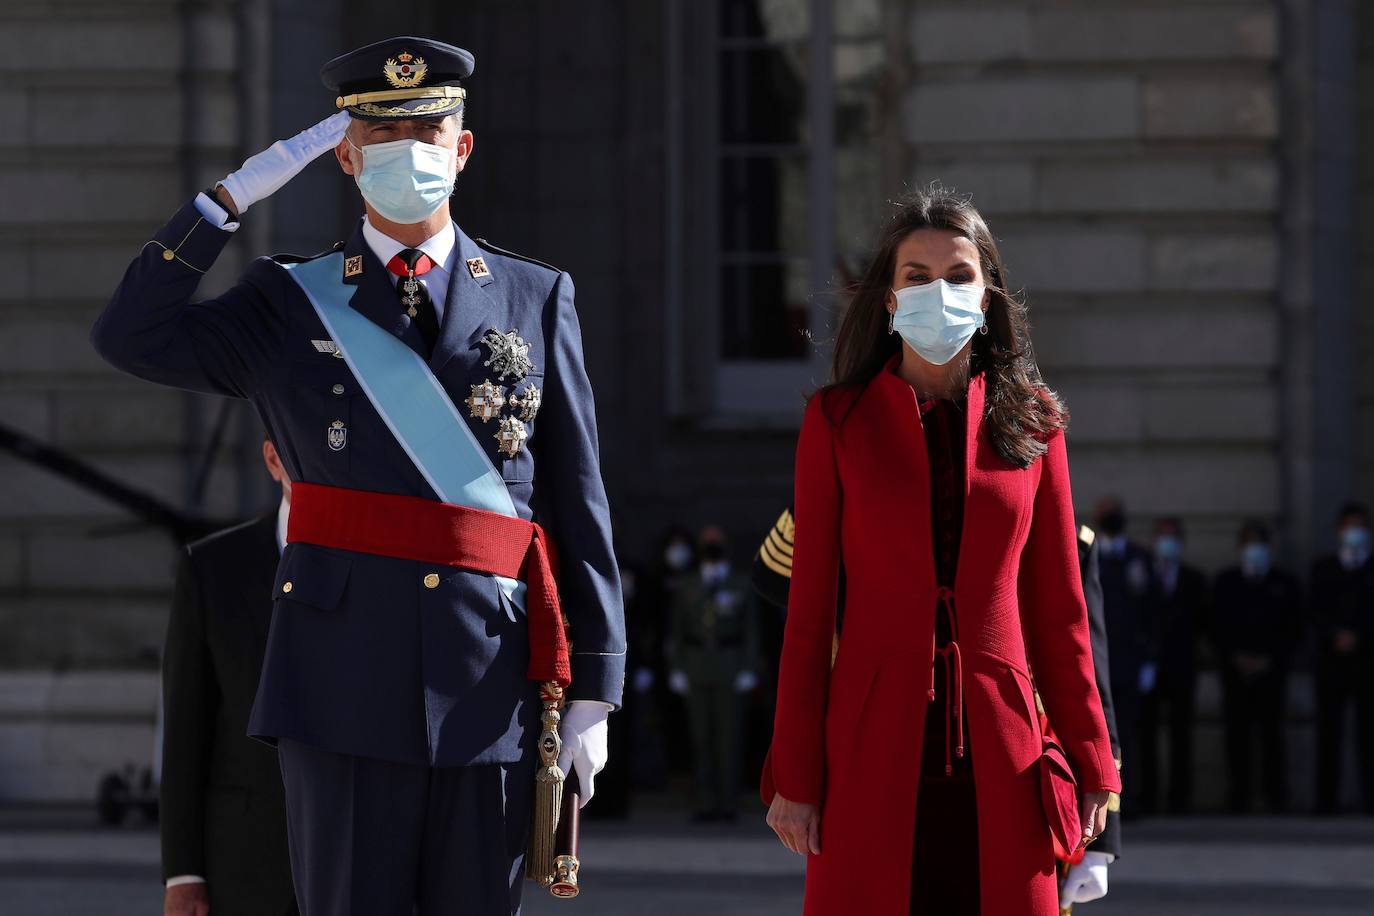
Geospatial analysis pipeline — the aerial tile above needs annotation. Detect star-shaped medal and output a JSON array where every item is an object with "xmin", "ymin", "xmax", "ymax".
[
  {"xmin": 467, "ymin": 381, "xmax": 506, "ymax": 422},
  {"xmin": 495, "ymin": 415, "xmax": 528, "ymax": 458},
  {"xmin": 509, "ymin": 383, "xmax": 542, "ymax": 422},
  {"xmin": 481, "ymin": 328, "xmax": 535, "ymax": 382}
]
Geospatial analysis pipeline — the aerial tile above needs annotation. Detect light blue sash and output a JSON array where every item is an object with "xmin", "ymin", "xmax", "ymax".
[{"xmin": 283, "ymin": 254, "xmax": 525, "ymax": 607}]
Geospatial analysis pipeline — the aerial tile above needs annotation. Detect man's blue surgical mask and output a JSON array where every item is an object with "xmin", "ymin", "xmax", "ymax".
[
  {"xmin": 1339, "ymin": 525, "xmax": 1371, "ymax": 570},
  {"xmin": 1155, "ymin": 535, "xmax": 1183, "ymax": 564},
  {"xmin": 1241, "ymin": 542, "xmax": 1271, "ymax": 579},
  {"xmin": 349, "ymin": 137, "xmax": 455, "ymax": 224},
  {"xmin": 891, "ymin": 280, "xmax": 986, "ymax": 366}
]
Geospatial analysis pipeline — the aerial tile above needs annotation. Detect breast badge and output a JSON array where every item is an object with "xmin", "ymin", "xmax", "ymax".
[
  {"xmin": 327, "ymin": 419, "xmax": 347, "ymax": 451},
  {"xmin": 509, "ymin": 383, "xmax": 542, "ymax": 422},
  {"xmin": 480, "ymin": 328, "xmax": 534, "ymax": 382},
  {"xmin": 495, "ymin": 415, "xmax": 528, "ymax": 459},
  {"xmin": 467, "ymin": 380, "xmax": 506, "ymax": 422}
]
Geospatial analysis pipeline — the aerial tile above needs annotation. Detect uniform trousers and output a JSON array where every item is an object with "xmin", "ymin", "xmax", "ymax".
[{"xmin": 277, "ymin": 738, "xmax": 535, "ymax": 916}]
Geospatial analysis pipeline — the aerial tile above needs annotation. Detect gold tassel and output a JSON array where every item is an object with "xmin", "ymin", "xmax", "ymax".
[{"xmin": 526, "ymin": 681, "xmax": 565, "ymax": 886}]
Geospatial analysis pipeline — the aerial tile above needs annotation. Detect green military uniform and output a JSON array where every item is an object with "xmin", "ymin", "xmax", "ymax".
[{"xmin": 669, "ymin": 567, "xmax": 760, "ymax": 818}]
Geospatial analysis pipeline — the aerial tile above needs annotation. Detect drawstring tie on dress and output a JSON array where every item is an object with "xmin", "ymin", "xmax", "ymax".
[{"xmin": 928, "ymin": 586, "xmax": 965, "ymax": 776}]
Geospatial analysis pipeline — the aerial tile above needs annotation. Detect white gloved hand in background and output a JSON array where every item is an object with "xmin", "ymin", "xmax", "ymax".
[
  {"xmin": 556, "ymin": 701, "xmax": 610, "ymax": 808},
  {"xmin": 219, "ymin": 111, "xmax": 351, "ymax": 215},
  {"xmin": 734, "ymin": 670, "xmax": 759, "ymax": 694},
  {"xmin": 668, "ymin": 670, "xmax": 690, "ymax": 696},
  {"xmin": 1060, "ymin": 850, "xmax": 1113, "ymax": 906}
]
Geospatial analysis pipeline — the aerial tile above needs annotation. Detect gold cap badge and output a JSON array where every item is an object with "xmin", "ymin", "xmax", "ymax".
[{"xmin": 384, "ymin": 53, "xmax": 427, "ymax": 89}]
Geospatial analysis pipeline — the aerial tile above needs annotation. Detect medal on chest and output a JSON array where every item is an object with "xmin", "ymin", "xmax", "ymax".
[{"xmin": 470, "ymin": 328, "xmax": 541, "ymax": 459}]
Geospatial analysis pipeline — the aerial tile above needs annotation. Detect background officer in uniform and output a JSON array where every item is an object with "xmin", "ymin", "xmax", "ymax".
[
  {"xmin": 161, "ymin": 439, "xmax": 297, "ymax": 916},
  {"xmin": 669, "ymin": 526, "xmax": 760, "ymax": 822},
  {"xmin": 1137, "ymin": 517, "xmax": 1208, "ymax": 815},
  {"xmin": 91, "ymin": 36, "xmax": 625, "ymax": 916},
  {"xmin": 1212, "ymin": 520, "xmax": 1301, "ymax": 813},
  {"xmin": 1310, "ymin": 501, "xmax": 1374, "ymax": 814},
  {"xmin": 1092, "ymin": 496, "xmax": 1155, "ymax": 818}
]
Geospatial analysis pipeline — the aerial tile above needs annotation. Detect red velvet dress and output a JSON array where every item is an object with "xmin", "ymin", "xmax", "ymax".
[
  {"xmin": 763, "ymin": 363, "xmax": 1120, "ymax": 916},
  {"xmin": 910, "ymin": 396, "xmax": 978, "ymax": 915}
]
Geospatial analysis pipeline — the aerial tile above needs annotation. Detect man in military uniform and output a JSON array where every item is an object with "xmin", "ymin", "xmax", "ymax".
[
  {"xmin": 669, "ymin": 526, "xmax": 760, "ymax": 822},
  {"xmin": 750, "ymin": 512, "xmax": 1122, "ymax": 907},
  {"xmin": 92, "ymin": 36, "xmax": 625, "ymax": 915}
]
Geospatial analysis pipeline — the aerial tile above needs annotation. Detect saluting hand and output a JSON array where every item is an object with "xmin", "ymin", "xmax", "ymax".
[
  {"xmin": 164, "ymin": 882, "xmax": 210, "ymax": 916},
  {"xmin": 767, "ymin": 794, "xmax": 821, "ymax": 856},
  {"xmin": 1079, "ymin": 789, "xmax": 1110, "ymax": 848},
  {"xmin": 215, "ymin": 111, "xmax": 352, "ymax": 217}
]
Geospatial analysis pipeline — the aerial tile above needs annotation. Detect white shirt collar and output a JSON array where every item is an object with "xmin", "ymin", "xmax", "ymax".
[
  {"xmin": 361, "ymin": 217, "xmax": 457, "ymax": 276},
  {"xmin": 276, "ymin": 496, "xmax": 290, "ymax": 554}
]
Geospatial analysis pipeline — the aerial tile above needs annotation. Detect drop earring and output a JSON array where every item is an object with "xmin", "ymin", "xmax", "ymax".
[
  {"xmin": 978, "ymin": 323, "xmax": 989, "ymax": 335},
  {"xmin": 887, "ymin": 310, "xmax": 895, "ymax": 335}
]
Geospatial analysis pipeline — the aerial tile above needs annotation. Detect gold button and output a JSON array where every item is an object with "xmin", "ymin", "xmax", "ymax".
[
  {"xmin": 282, "ymin": 581, "xmax": 293, "ymax": 593},
  {"xmin": 161, "ymin": 249, "xmax": 175, "ymax": 261},
  {"xmin": 423, "ymin": 573, "xmax": 440, "ymax": 589},
  {"xmin": 331, "ymin": 383, "xmax": 345, "ymax": 395}
]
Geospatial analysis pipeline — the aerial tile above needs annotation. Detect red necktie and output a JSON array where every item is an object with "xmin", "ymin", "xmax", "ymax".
[{"xmin": 386, "ymin": 249, "xmax": 439, "ymax": 354}]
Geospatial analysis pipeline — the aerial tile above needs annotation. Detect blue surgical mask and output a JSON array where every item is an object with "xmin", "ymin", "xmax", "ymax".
[
  {"xmin": 1155, "ymin": 535, "xmax": 1183, "ymax": 563},
  {"xmin": 1339, "ymin": 526, "xmax": 1370, "ymax": 569},
  {"xmin": 349, "ymin": 137, "xmax": 455, "ymax": 224},
  {"xmin": 1241, "ymin": 542, "xmax": 1271, "ymax": 578},
  {"xmin": 891, "ymin": 280, "xmax": 986, "ymax": 366}
]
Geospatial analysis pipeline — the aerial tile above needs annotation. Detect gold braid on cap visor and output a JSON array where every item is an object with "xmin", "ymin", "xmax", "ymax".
[{"xmin": 336, "ymin": 86, "xmax": 467, "ymax": 117}]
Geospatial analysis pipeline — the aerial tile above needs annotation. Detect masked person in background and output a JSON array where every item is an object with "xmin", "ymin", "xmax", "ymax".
[
  {"xmin": 764, "ymin": 190, "xmax": 1117, "ymax": 916},
  {"xmin": 1092, "ymin": 497, "xmax": 1155, "ymax": 819},
  {"xmin": 669, "ymin": 527, "xmax": 760, "ymax": 822},
  {"xmin": 91, "ymin": 36, "xmax": 625, "ymax": 915},
  {"xmin": 1138, "ymin": 517, "xmax": 1208, "ymax": 815},
  {"xmin": 1211, "ymin": 521, "xmax": 1301, "ymax": 814},
  {"xmin": 1310, "ymin": 502, "xmax": 1374, "ymax": 814}
]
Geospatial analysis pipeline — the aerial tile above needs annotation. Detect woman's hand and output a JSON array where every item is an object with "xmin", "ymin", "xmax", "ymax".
[
  {"xmin": 767, "ymin": 794, "xmax": 821, "ymax": 856},
  {"xmin": 1079, "ymin": 790, "xmax": 1110, "ymax": 847}
]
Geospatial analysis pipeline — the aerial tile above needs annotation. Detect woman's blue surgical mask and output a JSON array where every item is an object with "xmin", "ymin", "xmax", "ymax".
[
  {"xmin": 891, "ymin": 280, "xmax": 986, "ymax": 366},
  {"xmin": 348, "ymin": 137, "xmax": 456, "ymax": 224}
]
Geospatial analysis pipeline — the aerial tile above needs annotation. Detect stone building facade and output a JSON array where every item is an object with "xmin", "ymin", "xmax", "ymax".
[{"xmin": 0, "ymin": 0, "xmax": 1365, "ymax": 801}]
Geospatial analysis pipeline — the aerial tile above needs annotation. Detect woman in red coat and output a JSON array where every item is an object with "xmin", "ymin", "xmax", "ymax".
[{"xmin": 764, "ymin": 190, "xmax": 1120, "ymax": 915}]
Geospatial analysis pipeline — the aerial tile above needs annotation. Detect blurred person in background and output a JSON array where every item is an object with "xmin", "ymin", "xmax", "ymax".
[
  {"xmin": 668, "ymin": 526, "xmax": 760, "ymax": 822},
  {"xmin": 1310, "ymin": 501, "xmax": 1374, "ymax": 814},
  {"xmin": 639, "ymin": 525, "xmax": 699, "ymax": 786},
  {"xmin": 763, "ymin": 190, "xmax": 1117, "ymax": 915},
  {"xmin": 1138, "ymin": 517, "xmax": 1208, "ymax": 815},
  {"xmin": 160, "ymin": 438, "xmax": 296, "ymax": 916},
  {"xmin": 1211, "ymin": 521, "xmax": 1301, "ymax": 813},
  {"xmin": 1093, "ymin": 497, "xmax": 1156, "ymax": 819}
]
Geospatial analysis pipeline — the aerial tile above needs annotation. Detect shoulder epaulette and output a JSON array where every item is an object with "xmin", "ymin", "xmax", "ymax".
[
  {"xmin": 473, "ymin": 237, "xmax": 561, "ymax": 274},
  {"xmin": 270, "ymin": 240, "xmax": 346, "ymax": 266},
  {"xmin": 757, "ymin": 507, "xmax": 795, "ymax": 579},
  {"xmin": 1078, "ymin": 524, "xmax": 1095, "ymax": 546}
]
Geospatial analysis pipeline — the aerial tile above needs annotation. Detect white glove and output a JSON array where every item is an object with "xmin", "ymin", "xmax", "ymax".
[
  {"xmin": 734, "ymin": 670, "xmax": 759, "ymax": 694},
  {"xmin": 668, "ymin": 669, "xmax": 690, "ymax": 696},
  {"xmin": 632, "ymin": 666, "xmax": 655, "ymax": 694},
  {"xmin": 556, "ymin": 701, "xmax": 610, "ymax": 808},
  {"xmin": 1060, "ymin": 851, "xmax": 1112, "ymax": 906},
  {"xmin": 219, "ymin": 111, "xmax": 350, "ymax": 214},
  {"xmin": 1137, "ymin": 662, "xmax": 1157, "ymax": 695}
]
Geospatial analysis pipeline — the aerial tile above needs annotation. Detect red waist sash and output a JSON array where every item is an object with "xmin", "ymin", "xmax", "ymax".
[{"xmin": 286, "ymin": 481, "xmax": 571, "ymax": 688}]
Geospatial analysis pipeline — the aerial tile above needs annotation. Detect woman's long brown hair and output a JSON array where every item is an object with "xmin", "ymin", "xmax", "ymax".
[{"xmin": 823, "ymin": 188, "xmax": 1066, "ymax": 469}]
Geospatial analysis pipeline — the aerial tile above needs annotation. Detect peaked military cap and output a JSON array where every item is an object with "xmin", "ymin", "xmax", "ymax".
[{"xmin": 321, "ymin": 36, "xmax": 474, "ymax": 121}]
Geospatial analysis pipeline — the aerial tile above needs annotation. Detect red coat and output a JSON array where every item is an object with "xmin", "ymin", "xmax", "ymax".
[{"xmin": 764, "ymin": 369, "xmax": 1121, "ymax": 916}]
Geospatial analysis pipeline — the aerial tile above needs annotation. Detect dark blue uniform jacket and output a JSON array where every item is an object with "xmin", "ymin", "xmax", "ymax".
[{"xmin": 92, "ymin": 199, "xmax": 626, "ymax": 768}]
